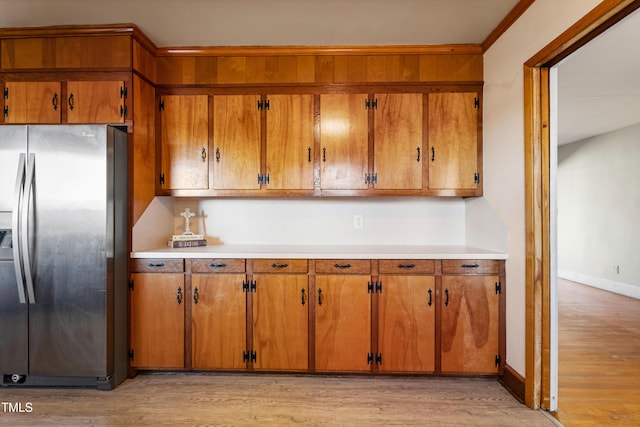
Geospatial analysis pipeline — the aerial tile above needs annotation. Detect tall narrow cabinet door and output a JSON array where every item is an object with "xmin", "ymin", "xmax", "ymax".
[
  {"xmin": 265, "ymin": 94, "xmax": 315, "ymax": 190},
  {"xmin": 252, "ymin": 274, "xmax": 308, "ymax": 370},
  {"xmin": 374, "ymin": 93, "xmax": 423, "ymax": 189},
  {"xmin": 213, "ymin": 95, "xmax": 261, "ymax": 190},
  {"xmin": 4, "ymin": 82, "xmax": 61, "ymax": 123},
  {"xmin": 428, "ymin": 92, "xmax": 479, "ymax": 190},
  {"xmin": 441, "ymin": 275, "xmax": 500, "ymax": 374},
  {"xmin": 315, "ymin": 275, "xmax": 371, "ymax": 372},
  {"xmin": 130, "ymin": 273, "xmax": 185, "ymax": 369},
  {"xmin": 378, "ymin": 275, "xmax": 435, "ymax": 372},
  {"xmin": 320, "ymin": 94, "xmax": 369, "ymax": 190},
  {"xmin": 192, "ymin": 274, "xmax": 246, "ymax": 370},
  {"xmin": 67, "ymin": 81, "xmax": 125, "ymax": 123},
  {"xmin": 160, "ymin": 95, "xmax": 209, "ymax": 190}
]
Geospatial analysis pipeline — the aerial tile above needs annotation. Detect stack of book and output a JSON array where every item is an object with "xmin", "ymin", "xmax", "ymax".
[{"xmin": 168, "ymin": 234, "xmax": 207, "ymax": 248}]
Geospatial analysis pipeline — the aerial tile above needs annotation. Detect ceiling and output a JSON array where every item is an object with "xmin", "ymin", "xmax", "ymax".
[{"xmin": 0, "ymin": 0, "xmax": 638, "ymax": 146}]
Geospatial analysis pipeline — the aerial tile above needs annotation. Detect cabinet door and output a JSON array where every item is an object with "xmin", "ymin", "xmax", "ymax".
[
  {"xmin": 315, "ymin": 275, "xmax": 371, "ymax": 372},
  {"xmin": 265, "ymin": 94, "xmax": 315, "ymax": 190},
  {"xmin": 160, "ymin": 95, "xmax": 209, "ymax": 190},
  {"xmin": 378, "ymin": 275, "xmax": 435, "ymax": 372},
  {"xmin": 192, "ymin": 274, "xmax": 246, "ymax": 370},
  {"xmin": 213, "ymin": 95, "xmax": 261, "ymax": 190},
  {"xmin": 130, "ymin": 273, "xmax": 185, "ymax": 369},
  {"xmin": 4, "ymin": 82, "xmax": 61, "ymax": 123},
  {"xmin": 374, "ymin": 93, "xmax": 423, "ymax": 189},
  {"xmin": 253, "ymin": 274, "xmax": 308, "ymax": 370},
  {"xmin": 441, "ymin": 275, "xmax": 500, "ymax": 374},
  {"xmin": 67, "ymin": 81, "xmax": 125, "ymax": 123},
  {"xmin": 320, "ymin": 94, "xmax": 369, "ymax": 190},
  {"xmin": 428, "ymin": 92, "xmax": 479, "ymax": 190}
]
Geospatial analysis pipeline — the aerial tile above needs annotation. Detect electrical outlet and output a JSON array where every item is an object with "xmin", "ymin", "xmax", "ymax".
[{"xmin": 353, "ymin": 214, "xmax": 364, "ymax": 229}]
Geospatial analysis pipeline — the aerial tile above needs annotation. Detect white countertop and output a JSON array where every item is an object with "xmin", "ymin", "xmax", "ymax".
[{"xmin": 131, "ymin": 244, "xmax": 507, "ymax": 260}]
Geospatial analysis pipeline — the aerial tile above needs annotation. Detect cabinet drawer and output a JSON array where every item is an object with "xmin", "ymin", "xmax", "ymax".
[
  {"xmin": 253, "ymin": 259, "xmax": 308, "ymax": 274},
  {"xmin": 191, "ymin": 258, "xmax": 246, "ymax": 273},
  {"xmin": 379, "ymin": 259, "xmax": 435, "ymax": 274},
  {"xmin": 315, "ymin": 259, "xmax": 371, "ymax": 274},
  {"xmin": 442, "ymin": 259, "xmax": 502, "ymax": 275},
  {"xmin": 130, "ymin": 258, "xmax": 184, "ymax": 273}
]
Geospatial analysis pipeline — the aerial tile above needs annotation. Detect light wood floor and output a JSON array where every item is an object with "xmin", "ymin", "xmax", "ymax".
[
  {"xmin": 0, "ymin": 373, "xmax": 555, "ymax": 426},
  {"xmin": 554, "ymin": 279, "xmax": 640, "ymax": 426}
]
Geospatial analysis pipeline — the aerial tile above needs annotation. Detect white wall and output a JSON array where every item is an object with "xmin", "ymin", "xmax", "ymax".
[
  {"xmin": 173, "ymin": 198, "xmax": 466, "ymax": 246},
  {"xmin": 557, "ymin": 123, "xmax": 640, "ymax": 299},
  {"xmin": 480, "ymin": 0, "xmax": 601, "ymax": 376}
]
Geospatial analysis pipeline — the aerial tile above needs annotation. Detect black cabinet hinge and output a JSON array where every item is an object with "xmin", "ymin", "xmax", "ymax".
[
  {"xmin": 368, "ymin": 282, "xmax": 374, "ymax": 293},
  {"xmin": 376, "ymin": 281, "xmax": 382, "ymax": 293},
  {"xmin": 242, "ymin": 280, "xmax": 256, "ymax": 292},
  {"xmin": 474, "ymin": 97, "xmax": 480, "ymax": 109},
  {"xmin": 120, "ymin": 86, "xmax": 128, "ymax": 99},
  {"xmin": 365, "ymin": 173, "xmax": 378, "ymax": 185},
  {"xmin": 120, "ymin": 105, "xmax": 128, "ymax": 117},
  {"xmin": 129, "ymin": 280, "xmax": 134, "ymax": 290},
  {"xmin": 243, "ymin": 350, "xmax": 257, "ymax": 363},
  {"xmin": 368, "ymin": 281, "xmax": 383, "ymax": 293},
  {"xmin": 3, "ymin": 106, "xmax": 7, "ymax": 118},
  {"xmin": 496, "ymin": 282, "xmax": 502, "ymax": 294},
  {"xmin": 474, "ymin": 172, "xmax": 480, "ymax": 184},
  {"xmin": 495, "ymin": 354, "xmax": 501, "ymax": 367},
  {"xmin": 257, "ymin": 100, "xmax": 270, "ymax": 110},
  {"xmin": 242, "ymin": 280, "xmax": 249, "ymax": 292},
  {"xmin": 258, "ymin": 173, "xmax": 270, "ymax": 185},
  {"xmin": 129, "ymin": 350, "xmax": 134, "ymax": 362},
  {"xmin": 367, "ymin": 352, "xmax": 382, "ymax": 365},
  {"xmin": 159, "ymin": 99, "xmax": 165, "ymax": 111},
  {"xmin": 3, "ymin": 87, "xmax": 8, "ymax": 99},
  {"xmin": 159, "ymin": 173, "xmax": 165, "ymax": 185},
  {"xmin": 365, "ymin": 98, "xmax": 378, "ymax": 109}
]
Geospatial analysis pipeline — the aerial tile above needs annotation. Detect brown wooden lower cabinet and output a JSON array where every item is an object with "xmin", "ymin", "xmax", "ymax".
[
  {"xmin": 129, "ymin": 259, "xmax": 186, "ymax": 369},
  {"xmin": 129, "ymin": 257, "xmax": 504, "ymax": 376}
]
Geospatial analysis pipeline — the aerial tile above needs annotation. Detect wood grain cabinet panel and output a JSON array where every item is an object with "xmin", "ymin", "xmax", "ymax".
[
  {"xmin": 213, "ymin": 94, "xmax": 261, "ymax": 190},
  {"xmin": 320, "ymin": 93, "xmax": 369, "ymax": 190},
  {"xmin": 373, "ymin": 93, "xmax": 423, "ymax": 190},
  {"xmin": 66, "ymin": 81, "xmax": 125, "ymax": 124},
  {"xmin": 315, "ymin": 274, "xmax": 371, "ymax": 372},
  {"xmin": 428, "ymin": 92, "xmax": 479, "ymax": 191},
  {"xmin": 265, "ymin": 94, "xmax": 315, "ymax": 190},
  {"xmin": 378, "ymin": 275, "xmax": 435, "ymax": 373},
  {"xmin": 252, "ymin": 274, "xmax": 309, "ymax": 371},
  {"xmin": 4, "ymin": 82, "xmax": 61, "ymax": 123},
  {"xmin": 160, "ymin": 94, "xmax": 209, "ymax": 191},
  {"xmin": 130, "ymin": 273, "xmax": 185, "ymax": 369},
  {"xmin": 441, "ymin": 275, "xmax": 500, "ymax": 374},
  {"xmin": 191, "ymin": 273, "xmax": 247, "ymax": 370}
]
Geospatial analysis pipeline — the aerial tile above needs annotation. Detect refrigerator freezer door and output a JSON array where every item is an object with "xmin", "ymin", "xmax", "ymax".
[
  {"xmin": 26, "ymin": 125, "xmax": 112, "ymax": 377},
  {"xmin": 0, "ymin": 126, "xmax": 29, "ymax": 376}
]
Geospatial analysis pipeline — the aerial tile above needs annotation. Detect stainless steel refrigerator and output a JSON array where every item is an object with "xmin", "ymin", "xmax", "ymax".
[{"xmin": 0, "ymin": 125, "xmax": 128, "ymax": 389}]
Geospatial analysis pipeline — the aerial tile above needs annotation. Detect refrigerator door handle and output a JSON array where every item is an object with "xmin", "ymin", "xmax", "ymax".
[
  {"xmin": 22, "ymin": 153, "xmax": 36, "ymax": 304},
  {"xmin": 12, "ymin": 153, "xmax": 28, "ymax": 304}
]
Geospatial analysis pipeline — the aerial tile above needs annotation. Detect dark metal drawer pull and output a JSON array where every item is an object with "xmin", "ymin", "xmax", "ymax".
[
  {"xmin": 334, "ymin": 263, "xmax": 352, "ymax": 269},
  {"xmin": 398, "ymin": 263, "xmax": 416, "ymax": 269},
  {"xmin": 318, "ymin": 289, "xmax": 323, "ymax": 305},
  {"xmin": 427, "ymin": 289, "xmax": 433, "ymax": 306},
  {"xmin": 444, "ymin": 289, "xmax": 449, "ymax": 307},
  {"xmin": 176, "ymin": 287, "xmax": 182, "ymax": 305},
  {"xmin": 461, "ymin": 263, "xmax": 480, "ymax": 269},
  {"xmin": 193, "ymin": 287, "xmax": 199, "ymax": 305},
  {"xmin": 301, "ymin": 288, "xmax": 306, "ymax": 306},
  {"xmin": 148, "ymin": 262, "xmax": 165, "ymax": 268},
  {"xmin": 209, "ymin": 263, "xmax": 227, "ymax": 268},
  {"xmin": 271, "ymin": 263, "xmax": 289, "ymax": 269}
]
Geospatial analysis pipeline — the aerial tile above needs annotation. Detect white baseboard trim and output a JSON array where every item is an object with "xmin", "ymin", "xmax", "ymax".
[{"xmin": 558, "ymin": 270, "xmax": 640, "ymax": 300}]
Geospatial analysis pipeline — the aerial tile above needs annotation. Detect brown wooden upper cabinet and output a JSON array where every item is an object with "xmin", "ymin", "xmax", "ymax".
[
  {"xmin": 159, "ymin": 94, "xmax": 209, "ymax": 191},
  {"xmin": 3, "ymin": 80, "xmax": 126, "ymax": 124},
  {"xmin": 428, "ymin": 92, "xmax": 480, "ymax": 191},
  {"xmin": 373, "ymin": 93, "xmax": 424, "ymax": 190},
  {"xmin": 3, "ymin": 82, "xmax": 62, "ymax": 123},
  {"xmin": 320, "ymin": 93, "xmax": 369, "ymax": 190},
  {"xmin": 66, "ymin": 81, "xmax": 126, "ymax": 124},
  {"xmin": 213, "ymin": 94, "xmax": 261, "ymax": 190},
  {"xmin": 265, "ymin": 94, "xmax": 315, "ymax": 190}
]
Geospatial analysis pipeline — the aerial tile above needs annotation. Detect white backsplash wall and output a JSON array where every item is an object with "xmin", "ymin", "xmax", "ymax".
[{"xmin": 173, "ymin": 198, "xmax": 466, "ymax": 246}]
